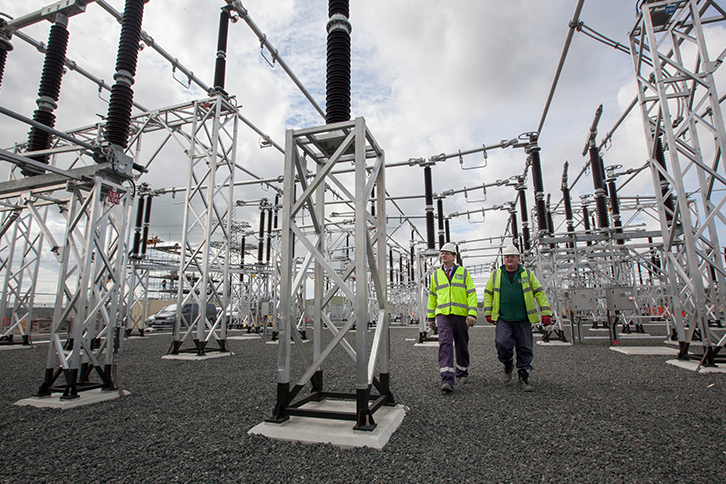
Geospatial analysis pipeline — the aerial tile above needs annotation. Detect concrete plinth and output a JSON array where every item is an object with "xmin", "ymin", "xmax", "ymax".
[
  {"xmin": 610, "ymin": 346, "xmax": 679, "ymax": 355},
  {"xmin": 248, "ymin": 400, "xmax": 406, "ymax": 449},
  {"xmin": 162, "ymin": 351, "xmax": 233, "ymax": 361},
  {"xmin": 15, "ymin": 388, "xmax": 129, "ymax": 409},
  {"xmin": 666, "ymin": 359, "xmax": 726, "ymax": 373}
]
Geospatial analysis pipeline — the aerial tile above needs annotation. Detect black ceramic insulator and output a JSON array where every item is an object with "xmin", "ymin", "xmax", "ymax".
[
  {"xmin": 589, "ymin": 146, "xmax": 610, "ymax": 229},
  {"xmin": 424, "ymin": 166, "xmax": 435, "ymax": 250},
  {"xmin": 132, "ymin": 195, "xmax": 145, "ymax": 256},
  {"xmin": 409, "ymin": 245, "xmax": 414, "ymax": 281},
  {"xmin": 445, "ymin": 219, "xmax": 450, "ymax": 243},
  {"xmin": 530, "ymin": 149, "xmax": 548, "ymax": 234},
  {"xmin": 140, "ymin": 195, "xmax": 152, "ymax": 256},
  {"xmin": 329, "ymin": 0, "xmax": 349, "ymax": 17},
  {"xmin": 648, "ymin": 237, "xmax": 659, "ymax": 275},
  {"xmin": 240, "ymin": 236, "xmax": 246, "ymax": 264},
  {"xmin": 399, "ymin": 255, "xmax": 403, "ymax": 284},
  {"xmin": 213, "ymin": 7, "xmax": 230, "ymax": 90},
  {"xmin": 258, "ymin": 208, "xmax": 266, "ymax": 263},
  {"xmin": 326, "ymin": 29, "xmax": 351, "ymax": 124},
  {"xmin": 608, "ymin": 179, "xmax": 623, "ymax": 244},
  {"xmin": 655, "ymin": 137, "xmax": 675, "ymax": 223},
  {"xmin": 518, "ymin": 189, "xmax": 530, "ymax": 251},
  {"xmin": 562, "ymin": 188, "xmax": 574, "ymax": 231},
  {"xmin": 0, "ymin": 48, "xmax": 7, "ymax": 91},
  {"xmin": 273, "ymin": 195, "xmax": 279, "ymax": 229},
  {"xmin": 389, "ymin": 248, "xmax": 393, "ymax": 283},
  {"xmin": 437, "ymin": 199, "xmax": 445, "ymax": 249},
  {"xmin": 546, "ymin": 200, "xmax": 554, "ymax": 235},
  {"xmin": 266, "ymin": 206, "xmax": 273, "ymax": 263},
  {"xmin": 371, "ymin": 186, "xmax": 375, "ymax": 217},
  {"xmin": 511, "ymin": 211, "xmax": 519, "ymax": 246},
  {"xmin": 24, "ymin": 23, "xmax": 68, "ymax": 175},
  {"xmin": 104, "ymin": 0, "xmax": 145, "ymax": 149},
  {"xmin": 583, "ymin": 206, "xmax": 591, "ymax": 246}
]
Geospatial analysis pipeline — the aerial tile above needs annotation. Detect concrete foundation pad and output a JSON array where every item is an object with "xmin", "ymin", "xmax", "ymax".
[
  {"xmin": 227, "ymin": 334, "xmax": 262, "ymax": 340},
  {"xmin": 666, "ymin": 359, "xmax": 726, "ymax": 373},
  {"xmin": 610, "ymin": 346, "xmax": 679, "ymax": 355},
  {"xmin": 536, "ymin": 340, "xmax": 572, "ymax": 346},
  {"xmin": 413, "ymin": 341, "xmax": 439, "ymax": 347},
  {"xmin": 266, "ymin": 339, "xmax": 310, "ymax": 345},
  {"xmin": 162, "ymin": 351, "xmax": 233, "ymax": 361},
  {"xmin": 248, "ymin": 400, "xmax": 406, "ymax": 449},
  {"xmin": 14, "ymin": 388, "xmax": 130, "ymax": 409}
]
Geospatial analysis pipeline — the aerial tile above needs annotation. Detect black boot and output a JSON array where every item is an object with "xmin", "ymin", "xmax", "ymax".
[
  {"xmin": 503, "ymin": 359, "xmax": 514, "ymax": 384},
  {"xmin": 518, "ymin": 369, "xmax": 533, "ymax": 392}
]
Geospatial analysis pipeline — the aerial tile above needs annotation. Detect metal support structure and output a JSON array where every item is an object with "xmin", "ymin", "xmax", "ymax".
[
  {"xmin": 171, "ymin": 94, "xmax": 237, "ymax": 356},
  {"xmin": 629, "ymin": 0, "xmax": 726, "ymax": 358},
  {"xmin": 269, "ymin": 117, "xmax": 391, "ymax": 429}
]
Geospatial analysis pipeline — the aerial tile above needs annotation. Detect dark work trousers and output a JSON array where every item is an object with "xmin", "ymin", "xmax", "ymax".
[
  {"xmin": 495, "ymin": 319, "xmax": 534, "ymax": 371},
  {"xmin": 436, "ymin": 313, "xmax": 470, "ymax": 387}
]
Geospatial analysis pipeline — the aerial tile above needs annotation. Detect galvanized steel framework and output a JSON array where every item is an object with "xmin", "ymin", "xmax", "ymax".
[
  {"xmin": 629, "ymin": 0, "xmax": 726, "ymax": 359},
  {"xmin": 270, "ymin": 117, "xmax": 392, "ymax": 430}
]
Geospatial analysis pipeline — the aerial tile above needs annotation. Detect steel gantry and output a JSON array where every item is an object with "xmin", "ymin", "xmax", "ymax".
[
  {"xmin": 269, "ymin": 117, "xmax": 393, "ymax": 430},
  {"xmin": 629, "ymin": 0, "xmax": 726, "ymax": 362}
]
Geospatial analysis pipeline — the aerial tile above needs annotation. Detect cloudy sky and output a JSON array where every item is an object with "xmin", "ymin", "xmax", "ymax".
[{"xmin": 1, "ymin": 0, "xmax": 725, "ymax": 296}]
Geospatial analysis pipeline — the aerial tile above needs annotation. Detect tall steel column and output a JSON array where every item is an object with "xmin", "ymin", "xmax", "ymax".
[{"xmin": 629, "ymin": 0, "xmax": 726, "ymax": 361}]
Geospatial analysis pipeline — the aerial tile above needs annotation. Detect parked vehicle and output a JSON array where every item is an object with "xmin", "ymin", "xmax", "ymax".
[{"xmin": 147, "ymin": 303, "xmax": 216, "ymax": 329}]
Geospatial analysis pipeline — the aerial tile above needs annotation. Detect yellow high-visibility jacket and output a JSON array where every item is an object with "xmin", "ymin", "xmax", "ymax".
[
  {"xmin": 427, "ymin": 265, "xmax": 478, "ymax": 319},
  {"xmin": 482, "ymin": 266, "xmax": 552, "ymax": 324}
]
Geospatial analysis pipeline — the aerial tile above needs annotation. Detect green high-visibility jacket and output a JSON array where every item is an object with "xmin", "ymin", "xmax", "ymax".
[
  {"xmin": 482, "ymin": 266, "xmax": 552, "ymax": 323},
  {"xmin": 427, "ymin": 265, "xmax": 478, "ymax": 319}
]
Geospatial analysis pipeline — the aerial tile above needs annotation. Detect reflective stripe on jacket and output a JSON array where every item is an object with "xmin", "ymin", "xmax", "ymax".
[
  {"xmin": 481, "ymin": 266, "xmax": 552, "ymax": 324},
  {"xmin": 427, "ymin": 265, "xmax": 478, "ymax": 319}
]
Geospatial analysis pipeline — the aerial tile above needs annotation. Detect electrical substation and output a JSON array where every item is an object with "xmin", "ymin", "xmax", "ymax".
[{"xmin": 0, "ymin": 0, "xmax": 725, "ymax": 471}]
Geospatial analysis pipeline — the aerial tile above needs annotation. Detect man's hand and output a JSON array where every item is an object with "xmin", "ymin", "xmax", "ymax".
[
  {"xmin": 466, "ymin": 316, "xmax": 476, "ymax": 327},
  {"xmin": 542, "ymin": 315, "xmax": 552, "ymax": 326},
  {"xmin": 486, "ymin": 315, "xmax": 493, "ymax": 324},
  {"xmin": 427, "ymin": 319, "xmax": 436, "ymax": 332}
]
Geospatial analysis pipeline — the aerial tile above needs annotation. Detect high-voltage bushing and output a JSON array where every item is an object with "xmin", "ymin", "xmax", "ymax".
[
  {"xmin": 654, "ymin": 137, "xmax": 676, "ymax": 225},
  {"xmin": 131, "ymin": 193, "xmax": 146, "ymax": 258},
  {"xmin": 444, "ymin": 218, "xmax": 451, "ymax": 244},
  {"xmin": 266, "ymin": 195, "xmax": 278, "ymax": 263},
  {"xmin": 525, "ymin": 133, "xmax": 548, "ymax": 235},
  {"xmin": 325, "ymin": 0, "xmax": 351, "ymax": 124},
  {"xmin": 436, "ymin": 197, "xmax": 445, "ymax": 248},
  {"xmin": 583, "ymin": 105, "xmax": 610, "ymax": 230},
  {"xmin": 580, "ymin": 194, "xmax": 592, "ymax": 247},
  {"xmin": 94, "ymin": 0, "xmax": 146, "ymax": 180},
  {"xmin": 509, "ymin": 205, "xmax": 520, "ymax": 248},
  {"xmin": 22, "ymin": 17, "xmax": 69, "ymax": 176},
  {"xmin": 516, "ymin": 177, "xmax": 531, "ymax": 251},
  {"xmin": 213, "ymin": 5, "xmax": 234, "ymax": 92},
  {"xmin": 0, "ymin": 19, "xmax": 12, "ymax": 91},
  {"xmin": 546, "ymin": 193, "xmax": 555, "ymax": 235},
  {"xmin": 258, "ymin": 200, "xmax": 266, "ymax": 263},
  {"xmin": 561, "ymin": 161, "xmax": 575, "ymax": 248},
  {"xmin": 605, "ymin": 165, "xmax": 624, "ymax": 244},
  {"xmin": 423, "ymin": 163, "xmax": 435, "ymax": 250}
]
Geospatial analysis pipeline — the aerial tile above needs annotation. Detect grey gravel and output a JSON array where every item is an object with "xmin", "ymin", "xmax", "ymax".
[{"xmin": 1, "ymin": 324, "xmax": 724, "ymax": 483}]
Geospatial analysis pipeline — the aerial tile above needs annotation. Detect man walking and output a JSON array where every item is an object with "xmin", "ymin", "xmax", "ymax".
[
  {"xmin": 482, "ymin": 245, "xmax": 552, "ymax": 392},
  {"xmin": 427, "ymin": 243, "xmax": 478, "ymax": 393}
]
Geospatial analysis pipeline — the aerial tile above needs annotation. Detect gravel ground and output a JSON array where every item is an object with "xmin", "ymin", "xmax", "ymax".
[{"xmin": 0, "ymin": 322, "xmax": 724, "ymax": 483}]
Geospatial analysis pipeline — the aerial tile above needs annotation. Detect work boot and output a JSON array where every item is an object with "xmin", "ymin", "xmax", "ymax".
[
  {"xmin": 503, "ymin": 360, "xmax": 514, "ymax": 384},
  {"xmin": 457, "ymin": 376, "xmax": 469, "ymax": 385},
  {"xmin": 441, "ymin": 382, "xmax": 453, "ymax": 393},
  {"xmin": 518, "ymin": 369, "xmax": 533, "ymax": 392}
]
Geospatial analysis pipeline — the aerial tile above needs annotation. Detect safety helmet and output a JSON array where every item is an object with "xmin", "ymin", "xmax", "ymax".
[
  {"xmin": 503, "ymin": 244, "xmax": 520, "ymax": 257},
  {"xmin": 440, "ymin": 242, "xmax": 457, "ymax": 254}
]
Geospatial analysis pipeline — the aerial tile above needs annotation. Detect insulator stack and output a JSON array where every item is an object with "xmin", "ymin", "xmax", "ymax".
[
  {"xmin": 510, "ymin": 210, "xmax": 519, "ymax": 248},
  {"xmin": 589, "ymin": 146, "xmax": 610, "ymax": 229},
  {"xmin": 23, "ymin": 20, "xmax": 69, "ymax": 176},
  {"xmin": 444, "ymin": 219, "xmax": 450, "ymax": 244},
  {"xmin": 654, "ymin": 137, "xmax": 676, "ymax": 223},
  {"xmin": 139, "ymin": 195, "xmax": 152, "ymax": 255},
  {"xmin": 436, "ymin": 199, "xmax": 445, "ymax": 249},
  {"xmin": 608, "ymin": 178, "xmax": 623, "ymax": 244},
  {"xmin": 389, "ymin": 247, "xmax": 394, "ymax": 283},
  {"xmin": 240, "ymin": 236, "xmax": 246, "ymax": 264},
  {"xmin": 582, "ymin": 204, "xmax": 592, "ymax": 247},
  {"xmin": 546, "ymin": 194, "xmax": 555, "ymax": 235},
  {"xmin": 104, "ymin": 0, "xmax": 145, "ymax": 149},
  {"xmin": 213, "ymin": 6, "xmax": 231, "ymax": 90},
  {"xmin": 325, "ymin": 0, "xmax": 351, "ymax": 124},
  {"xmin": 258, "ymin": 207, "xmax": 266, "ymax": 263},
  {"xmin": 371, "ymin": 186, "xmax": 375, "ymax": 217},
  {"xmin": 528, "ymin": 141, "xmax": 548, "ymax": 235},
  {"xmin": 398, "ymin": 255, "xmax": 403, "ymax": 284},
  {"xmin": 409, "ymin": 244, "xmax": 414, "ymax": 281},
  {"xmin": 0, "ymin": 19, "xmax": 11, "ymax": 92},
  {"xmin": 265, "ymin": 204, "xmax": 273, "ymax": 263},
  {"xmin": 424, "ymin": 165, "xmax": 435, "ymax": 250},
  {"xmin": 561, "ymin": 162, "xmax": 575, "ymax": 248},
  {"xmin": 132, "ymin": 196, "xmax": 145, "ymax": 257},
  {"xmin": 648, "ymin": 236, "xmax": 660, "ymax": 273},
  {"xmin": 518, "ymin": 186, "xmax": 531, "ymax": 251}
]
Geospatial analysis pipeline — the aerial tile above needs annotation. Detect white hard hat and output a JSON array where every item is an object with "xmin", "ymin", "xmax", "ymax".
[
  {"xmin": 503, "ymin": 244, "xmax": 520, "ymax": 256},
  {"xmin": 440, "ymin": 242, "xmax": 457, "ymax": 254}
]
